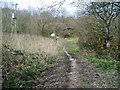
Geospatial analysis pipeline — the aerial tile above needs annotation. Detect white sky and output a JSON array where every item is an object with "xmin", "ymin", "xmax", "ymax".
[
  {"xmin": 0, "ymin": 0, "xmax": 118, "ymax": 16},
  {"xmin": 0, "ymin": 0, "xmax": 79, "ymax": 16}
]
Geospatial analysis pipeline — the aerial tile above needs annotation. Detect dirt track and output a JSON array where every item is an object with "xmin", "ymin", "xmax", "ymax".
[
  {"xmin": 36, "ymin": 46, "xmax": 118, "ymax": 88},
  {"xmin": 36, "ymin": 53, "xmax": 70, "ymax": 88},
  {"xmin": 63, "ymin": 46, "xmax": 81, "ymax": 88}
]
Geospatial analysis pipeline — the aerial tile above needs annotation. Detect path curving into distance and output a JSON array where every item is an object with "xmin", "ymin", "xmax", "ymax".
[{"xmin": 63, "ymin": 46, "xmax": 81, "ymax": 88}]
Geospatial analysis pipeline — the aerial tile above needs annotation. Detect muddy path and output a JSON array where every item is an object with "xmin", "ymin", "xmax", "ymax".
[
  {"xmin": 36, "ymin": 53, "xmax": 71, "ymax": 88},
  {"xmin": 63, "ymin": 46, "xmax": 81, "ymax": 88},
  {"xmin": 63, "ymin": 42, "xmax": 118, "ymax": 88},
  {"xmin": 63, "ymin": 49, "xmax": 118, "ymax": 88},
  {"xmin": 36, "ymin": 43, "xmax": 118, "ymax": 88}
]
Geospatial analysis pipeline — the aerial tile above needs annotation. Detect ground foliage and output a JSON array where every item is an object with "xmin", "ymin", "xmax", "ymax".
[{"xmin": 2, "ymin": 44, "xmax": 55, "ymax": 88}]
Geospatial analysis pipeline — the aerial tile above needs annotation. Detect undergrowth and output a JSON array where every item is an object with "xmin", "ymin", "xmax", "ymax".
[
  {"xmin": 2, "ymin": 44, "xmax": 56, "ymax": 88},
  {"xmin": 86, "ymin": 56, "xmax": 118, "ymax": 72}
]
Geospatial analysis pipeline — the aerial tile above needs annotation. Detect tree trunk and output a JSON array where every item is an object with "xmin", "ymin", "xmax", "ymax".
[{"xmin": 103, "ymin": 25, "xmax": 111, "ymax": 49}]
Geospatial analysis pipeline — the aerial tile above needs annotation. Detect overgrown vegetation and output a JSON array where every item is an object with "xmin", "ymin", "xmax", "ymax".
[
  {"xmin": 2, "ymin": 44, "xmax": 55, "ymax": 88},
  {"xmin": 1, "ymin": 1, "xmax": 119, "ymax": 88}
]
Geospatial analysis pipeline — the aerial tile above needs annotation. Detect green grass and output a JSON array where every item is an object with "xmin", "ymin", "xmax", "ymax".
[
  {"xmin": 56, "ymin": 38, "xmax": 79, "ymax": 55},
  {"xmin": 86, "ymin": 56, "xmax": 118, "ymax": 71},
  {"xmin": 56, "ymin": 45, "xmax": 64, "ymax": 54},
  {"xmin": 65, "ymin": 38, "xmax": 80, "ymax": 55},
  {"xmin": 65, "ymin": 38, "xmax": 119, "ymax": 73},
  {"xmin": 2, "ymin": 44, "xmax": 55, "ymax": 88}
]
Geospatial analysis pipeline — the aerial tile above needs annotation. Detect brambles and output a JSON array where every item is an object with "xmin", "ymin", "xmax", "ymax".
[{"xmin": 2, "ymin": 44, "xmax": 56, "ymax": 88}]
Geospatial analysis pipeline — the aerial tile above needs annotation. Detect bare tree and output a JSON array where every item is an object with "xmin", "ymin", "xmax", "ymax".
[
  {"xmin": 87, "ymin": 2, "xmax": 120, "ymax": 48},
  {"xmin": 36, "ymin": 10, "xmax": 54, "ymax": 36}
]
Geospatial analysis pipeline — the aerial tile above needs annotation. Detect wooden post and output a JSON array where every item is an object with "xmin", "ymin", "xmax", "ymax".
[{"xmin": 11, "ymin": 3, "xmax": 18, "ymax": 36}]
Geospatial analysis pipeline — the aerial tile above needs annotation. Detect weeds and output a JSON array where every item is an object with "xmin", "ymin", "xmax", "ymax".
[
  {"xmin": 86, "ymin": 56, "xmax": 118, "ymax": 71},
  {"xmin": 2, "ymin": 44, "xmax": 55, "ymax": 88}
]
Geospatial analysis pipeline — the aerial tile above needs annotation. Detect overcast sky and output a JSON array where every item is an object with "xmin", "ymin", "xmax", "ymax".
[
  {"xmin": 0, "ymin": 0, "xmax": 80, "ymax": 16},
  {"xmin": 0, "ymin": 0, "xmax": 118, "ymax": 16}
]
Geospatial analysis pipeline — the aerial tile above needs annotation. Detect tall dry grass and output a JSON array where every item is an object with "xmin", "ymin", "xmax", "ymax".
[{"xmin": 3, "ymin": 34, "xmax": 63, "ymax": 56}]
